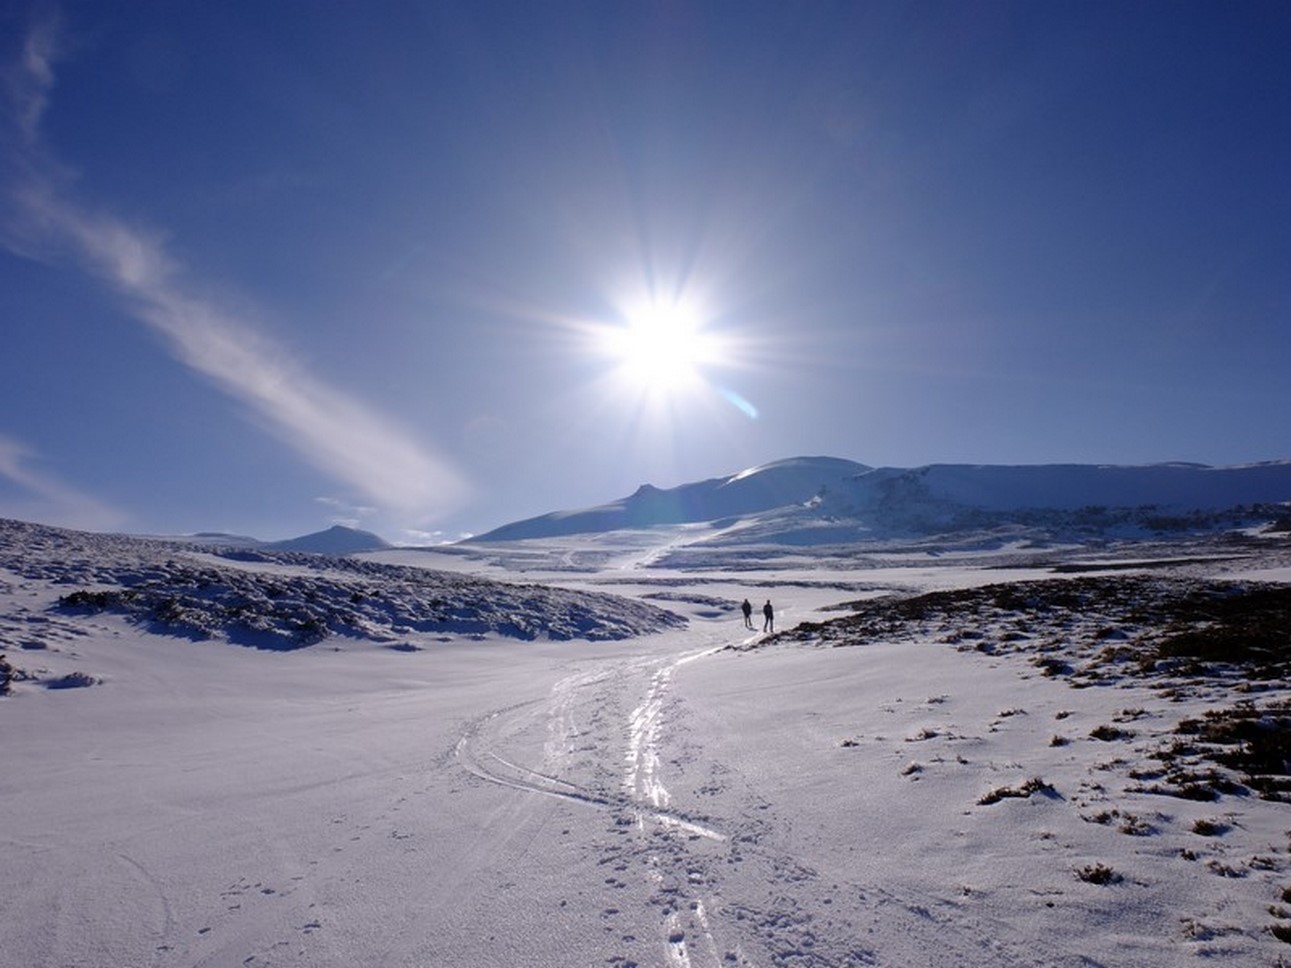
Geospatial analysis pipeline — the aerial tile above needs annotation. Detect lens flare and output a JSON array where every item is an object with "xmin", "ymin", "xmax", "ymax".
[{"xmin": 718, "ymin": 386, "xmax": 759, "ymax": 419}]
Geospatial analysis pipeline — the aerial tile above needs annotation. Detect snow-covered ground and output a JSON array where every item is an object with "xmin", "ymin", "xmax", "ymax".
[{"xmin": 3, "ymin": 518, "xmax": 1291, "ymax": 966}]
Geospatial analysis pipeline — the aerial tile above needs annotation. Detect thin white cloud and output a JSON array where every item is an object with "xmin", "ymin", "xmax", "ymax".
[
  {"xmin": 315, "ymin": 496, "xmax": 377, "ymax": 529},
  {"xmin": 0, "ymin": 432, "xmax": 126, "ymax": 531},
  {"xmin": 1, "ymin": 12, "xmax": 469, "ymax": 519},
  {"xmin": 399, "ymin": 527, "xmax": 467, "ymax": 547},
  {"xmin": 5, "ymin": 7, "xmax": 60, "ymax": 145}
]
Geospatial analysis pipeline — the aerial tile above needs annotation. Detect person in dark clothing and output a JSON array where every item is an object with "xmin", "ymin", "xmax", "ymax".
[
  {"xmin": 762, "ymin": 599, "xmax": 774, "ymax": 633},
  {"xmin": 741, "ymin": 598, "xmax": 754, "ymax": 629}
]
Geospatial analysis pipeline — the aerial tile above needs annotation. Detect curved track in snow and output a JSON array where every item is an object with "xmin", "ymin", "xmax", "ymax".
[
  {"xmin": 449, "ymin": 628, "xmax": 1051, "ymax": 968},
  {"xmin": 454, "ymin": 649, "xmax": 735, "ymax": 966}
]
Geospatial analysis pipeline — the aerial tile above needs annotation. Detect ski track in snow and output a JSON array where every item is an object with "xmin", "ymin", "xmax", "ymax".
[
  {"xmin": 455, "ymin": 649, "xmax": 735, "ymax": 967},
  {"xmin": 621, "ymin": 648, "xmax": 728, "ymax": 968},
  {"xmin": 450, "ymin": 630, "xmax": 1051, "ymax": 968}
]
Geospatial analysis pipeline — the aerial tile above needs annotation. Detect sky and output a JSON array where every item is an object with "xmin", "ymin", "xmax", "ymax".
[{"xmin": 1, "ymin": 1, "xmax": 1288, "ymax": 543}]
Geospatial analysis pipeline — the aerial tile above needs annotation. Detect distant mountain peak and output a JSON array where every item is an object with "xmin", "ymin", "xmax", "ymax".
[
  {"xmin": 470, "ymin": 456, "xmax": 872, "ymax": 542},
  {"xmin": 268, "ymin": 525, "xmax": 390, "ymax": 555}
]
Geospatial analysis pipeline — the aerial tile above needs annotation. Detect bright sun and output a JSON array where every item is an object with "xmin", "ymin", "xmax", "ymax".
[
  {"xmin": 578, "ymin": 289, "xmax": 758, "ymax": 420},
  {"xmin": 603, "ymin": 302, "xmax": 718, "ymax": 393}
]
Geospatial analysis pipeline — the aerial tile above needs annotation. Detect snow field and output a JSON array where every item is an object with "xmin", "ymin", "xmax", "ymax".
[
  {"xmin": 4, "ymin": 526, "xmax": 1291, "ymax": 966},
  {"xmin": 670, "ymin": 640, "xmax": 1282, "ymax": 965}
]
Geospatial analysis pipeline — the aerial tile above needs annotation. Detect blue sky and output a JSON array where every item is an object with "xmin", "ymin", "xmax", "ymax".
[{"xmin": 1, "ymin": 2, "xmax": 1288, "ymax": 542}]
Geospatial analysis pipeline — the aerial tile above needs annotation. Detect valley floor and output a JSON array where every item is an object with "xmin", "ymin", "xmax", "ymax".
[{"xmin": 3, "ymin": 542, "xmax": 1291, "ymax": 966}]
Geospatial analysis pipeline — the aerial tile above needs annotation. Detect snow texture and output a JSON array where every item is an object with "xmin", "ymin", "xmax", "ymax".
[
  {"xmin": 0, "ymin": 519, "xmax": 685, "ymax": 648},
  {"xmin": 3, "ymin": 466, "xmax": 1291, "ymax": 967}
]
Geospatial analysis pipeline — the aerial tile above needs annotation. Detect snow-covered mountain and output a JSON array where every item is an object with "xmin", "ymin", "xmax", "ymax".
[
  {"xmin": 266, "ymin": 524, "xmax": 390, "ymax": 555},
  {"xmin": 468, "ymin": 456, "xmax": 1291, "ymax": 545},
  {"xmin": 148, "ymin": 525, "xmax": 391, "ymax": 556},
  {"xmin": 839, "ymin": 461, "xmax": 1291, "ymax": 514},
  {"xmin": 471, "ymin": 457, "xmax": 871, "ymax": 541}
]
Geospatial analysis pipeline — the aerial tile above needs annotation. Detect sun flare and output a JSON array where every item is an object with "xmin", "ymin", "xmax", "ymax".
[
  {"xmin": 603, "ymin": 302, "xmax": 719, "ymax": 393},
  {"xmin": 578, "ymin": 287, "xmax": 758, "ymax": 422}
]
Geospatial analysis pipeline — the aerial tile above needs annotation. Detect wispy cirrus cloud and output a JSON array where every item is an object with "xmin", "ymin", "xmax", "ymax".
[
  {"xmin": 1, "ymin": 10, "xmax": 469, "ymax": 519},
  {"xmin": 4, "ymin": 6, "xmax": 60, "ymax": 144},
  {"xmin": 0, "ymin": 432, "xmax": 126, "ymax": 531}
]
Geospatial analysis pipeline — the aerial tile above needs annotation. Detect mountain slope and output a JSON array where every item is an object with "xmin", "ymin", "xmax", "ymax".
[
  {"xmin": 471, "ymin": 457, "xmax": 871, "ymax": 541},
  {"xmin": 267, "ymin": 525, "xmax": 391, "ymax": 555},
  {"xmin": 845, "ymin": 461, "xmax": 1291, "ymax": 513},
  {"xmin": 467, "ymin": 457, "xmax": 1291, "ymax": 547}
]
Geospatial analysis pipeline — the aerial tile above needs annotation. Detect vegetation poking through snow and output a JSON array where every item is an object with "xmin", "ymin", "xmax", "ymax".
[
  {"xmin": 2, "ymin": 518, "xmax": 686, "ymax": 648},
  {"xmin": 782, "ymin": 575, "xmax": 1291, "ymax": 678},
  {"xmin": 978, "ymin": 776, "xmax": 1056, "ymax": 805},
  {"xmin": 1083, "ymin": 809, "xmax": 1157, "ymax": 836},
  {"xmin": 773, "ymin": 573, "xmax": 1291, "ymax": 804},
  {"xmin": 1191, "ymin": 817, "xmax": 1228, "ymax": 837},
  {"xmin": 1160, "ymin": 700, "xmax": 1291, "ymax": 802},
  {"xmin": 1076, "ymin": 863, "xmax": 1122, "ymax": 885},
  {"xmin": 1090, "ymin": 723, "xmax": 1135, "ymax": 742}
]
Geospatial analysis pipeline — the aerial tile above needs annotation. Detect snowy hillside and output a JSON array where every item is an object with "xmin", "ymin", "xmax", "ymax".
[
  {"xmin": 468, "ymin": 457, "xmax": 1291, "ymax": 548},
  {"xmin": 863, "ymin": 461, "xmax": 1291, "ymax": 512},
  {"xmin": 823, "ymin": 461, "xmax": 1291, "ymax": 535},
  {"xmin": 471, "ymin": 456, "xmax": 871, "ymax": 541},
  {"xmin": 0, "ymin": 518, "xmax": 684, "ymax": 653}
]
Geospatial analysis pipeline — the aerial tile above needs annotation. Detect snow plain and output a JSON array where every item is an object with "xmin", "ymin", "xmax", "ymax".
[{"xmin": 3, "ymin": 519, "xmax": 1291, "ymax": 967}]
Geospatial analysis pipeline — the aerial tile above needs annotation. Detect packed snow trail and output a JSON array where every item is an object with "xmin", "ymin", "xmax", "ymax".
[
  {"xmin": 621, "ymin": 648, "xmax": 729, "ymax": 968},
  {"xmin": 449, "ymin": 621, "xmax": 1049, "ymax": 968},
  {"xmin": 454, "ymin": 645, "xmax": 737, "ymax": 967}
]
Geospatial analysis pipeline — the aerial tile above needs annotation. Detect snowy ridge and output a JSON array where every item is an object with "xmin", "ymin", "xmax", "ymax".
[
  {"xmin": 0, "ymin": 517, "xmax": 685, "ymax": 652},
  {"xmin": 835, "ymin": 460, "xmax": 1291, "ymax": 516},
  {"xmin": 469, "ymin": 456, "xmax": 1291, "ymax": 547},
  {"xmin": 471, "ymin": 456, "xmax": 871, "ymax": 541}
]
